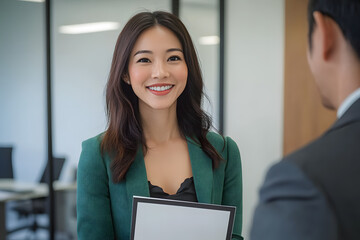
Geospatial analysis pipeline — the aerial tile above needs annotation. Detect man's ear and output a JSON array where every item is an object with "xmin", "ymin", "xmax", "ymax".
[{"xmin": 313, "ymin": 11, "xmax": 337, "ymax": 61}]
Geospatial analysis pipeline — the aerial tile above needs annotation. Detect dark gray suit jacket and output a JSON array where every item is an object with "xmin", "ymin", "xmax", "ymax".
[{"xmin": 250, "ymin": 98, "xmax": 360, "ymax": 240}]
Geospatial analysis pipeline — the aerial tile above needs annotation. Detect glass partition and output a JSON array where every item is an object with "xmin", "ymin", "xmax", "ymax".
[
  {"xmin": 180, "ymin": 0, "xmax": 220, "ymax": 129},
  {"xmin": 0, "ymin": 0, "xmax": 47, "ymax": 239}
]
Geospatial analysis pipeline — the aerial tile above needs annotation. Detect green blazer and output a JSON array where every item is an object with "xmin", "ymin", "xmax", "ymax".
[{"xmin": 77, "ymin": 132, "xmax": 243, "ymax": 240}]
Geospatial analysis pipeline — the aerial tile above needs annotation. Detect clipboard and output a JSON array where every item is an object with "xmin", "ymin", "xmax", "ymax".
[{"xmin": 131, "ymin": 196, "xmax": 236, "ymax": 240}]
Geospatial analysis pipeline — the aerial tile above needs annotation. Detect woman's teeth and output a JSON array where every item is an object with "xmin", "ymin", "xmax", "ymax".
[{"xmin": 148, "ymin": 85, "xmax": 173, "ymax": 91}]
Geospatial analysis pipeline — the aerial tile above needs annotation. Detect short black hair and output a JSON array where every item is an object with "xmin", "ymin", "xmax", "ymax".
[{"xmin": 308, "ymin": 0, "xmax": 360, "ymax": 59}]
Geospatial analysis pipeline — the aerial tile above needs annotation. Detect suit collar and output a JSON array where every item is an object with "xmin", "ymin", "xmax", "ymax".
[
  {"xmin": 337, "ymin": 88, "xmax": 360, "ymax": 118},
  {"xmin": 125, "ymin": 137, "xmax": 213, "ymax": 206},
  {"xmin": 328, "ymin": 97, "xmax": 360, "ymax": 134}
]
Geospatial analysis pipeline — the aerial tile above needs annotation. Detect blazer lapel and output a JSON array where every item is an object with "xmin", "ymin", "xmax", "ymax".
[
  {"xmin": 126, "ymin": 147, "xmax": 149, "ymax": 209},
  {"xmin": 187, "ymin": 137, "xmax": 213, "ymax": 203}
]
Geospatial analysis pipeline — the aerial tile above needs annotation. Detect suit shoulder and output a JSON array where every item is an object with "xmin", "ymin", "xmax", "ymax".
[
  {"xmin": 252, "ymin": 160, "xmax": 338, "ymax": 240},
  {"xmin": 261, "ymin": 161, "xmax": 320, "ymax": 200},
  {"xmin": 284, "ymin": 120, "xmax": 360, "ymax": 165},
  {"xmin": 282, "ymin": 133, "xmax": 326, "ymax": 166}
]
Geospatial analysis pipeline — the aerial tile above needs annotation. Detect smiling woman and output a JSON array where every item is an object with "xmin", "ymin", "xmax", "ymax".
[{"xmin": 76, "ymin": 11, "xmax": 243, "ymax": 240}]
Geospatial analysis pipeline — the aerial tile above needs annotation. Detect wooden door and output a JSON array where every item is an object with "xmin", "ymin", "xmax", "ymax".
[{"xmin": 283, "ymin": 0, "xmax": 336, "ymax": 155}]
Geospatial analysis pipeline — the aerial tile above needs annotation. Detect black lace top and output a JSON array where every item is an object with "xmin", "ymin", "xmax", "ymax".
[{"xmin": 148, "ymin": 177, "xmax": 198, "ymax": 202}]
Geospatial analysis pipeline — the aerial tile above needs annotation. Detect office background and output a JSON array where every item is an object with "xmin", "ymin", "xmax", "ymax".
[{"xmin": 0, "ymin": 0, "xmax": 335, "ymax": 239}]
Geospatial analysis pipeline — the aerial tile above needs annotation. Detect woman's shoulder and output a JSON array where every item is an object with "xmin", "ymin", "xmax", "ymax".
[
  {"xmin": 206, "ymin": 131, "xmax": 237, "ymax": 146},
  {"xmin": 206, "ymin": 131, "xmax": 224, "ymax": 147},
  {"xmin": 79, "ymin": 133, "xmax": 105, "ymax": 161},
  {"xmin": 82, "ymin": 133, "xmax": 104, "ymax": 148},
  {"xmin": 206, "ymin": 131, "xmax": 239, "ymax": 153}
]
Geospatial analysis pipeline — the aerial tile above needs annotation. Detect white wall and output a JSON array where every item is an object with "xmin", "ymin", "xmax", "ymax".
[{"xmin": 226, "ymin": 0, "xmax": 285, "ymax": 238}]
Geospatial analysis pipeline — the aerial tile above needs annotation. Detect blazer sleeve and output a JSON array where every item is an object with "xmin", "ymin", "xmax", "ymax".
[
  {"xmin": 222, "ymin": 137, "xmax": 243, "ymax": 240},
  {"xmin": 250, "ymin": 161, "xmax": 337, "ymax": 240},
  {"xmin": 77, "ymin": 137, "xmax": 115, "ymax": 240}
]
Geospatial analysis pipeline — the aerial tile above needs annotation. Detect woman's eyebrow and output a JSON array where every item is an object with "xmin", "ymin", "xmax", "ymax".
[
  {"xmin": 134, "ymin": 48, "xmax": 183, "ymax": 56},
  {"xmin": 134, "ymin": 50, "xmax": 152, "ymax": 56},
  {"xmin": 167, "ymin": 48, "xmax": 183, "ymax": 53}
]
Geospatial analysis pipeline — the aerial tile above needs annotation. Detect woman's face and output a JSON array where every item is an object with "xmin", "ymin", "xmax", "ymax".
[{"xmin": 127, "ymin": 25, "xmax": 188, "ymax": 112}]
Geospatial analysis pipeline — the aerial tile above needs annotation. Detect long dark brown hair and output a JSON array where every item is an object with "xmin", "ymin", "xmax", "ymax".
[{"xmin": 101, "ymin": 11, "xmax": 223, "ymax": 183}]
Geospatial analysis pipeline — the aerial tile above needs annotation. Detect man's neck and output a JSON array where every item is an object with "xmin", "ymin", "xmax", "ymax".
[{"xmin": 333, "ymin": 55, "xmax": 360, "ymax": 111}]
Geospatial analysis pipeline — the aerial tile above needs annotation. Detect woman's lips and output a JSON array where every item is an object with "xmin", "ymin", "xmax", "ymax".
[{"xmin": 147, "ymin": 84, "xmax": 174, "ymax": 96}]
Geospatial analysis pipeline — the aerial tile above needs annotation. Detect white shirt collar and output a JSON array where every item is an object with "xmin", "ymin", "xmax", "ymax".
[{"xmin": 337, "ymin": 88, "xmax": 360, "ymax": 118}]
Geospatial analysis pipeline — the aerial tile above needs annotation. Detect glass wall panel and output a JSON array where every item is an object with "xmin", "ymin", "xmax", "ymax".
[
  {"xmin": 0, "ymin": 0, "xmax": 46, "ymax": 183},
  {"xmin": 0, "ymin": 0, "xmax": 47, "ymax": 239},
  {"xmin": 180, "ymin": 0, "xmax": 220, "ymax": 129}
]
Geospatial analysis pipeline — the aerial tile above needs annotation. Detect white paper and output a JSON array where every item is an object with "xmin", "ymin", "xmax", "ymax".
[{"xmin": 133, "ymin": 198, "xmax": 233, "ymax": 240}]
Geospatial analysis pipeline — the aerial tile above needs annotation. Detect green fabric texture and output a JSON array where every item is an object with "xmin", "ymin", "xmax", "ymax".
[{"xmin": 77, "ymin": 132, "xmax": 243, "ymax": 240}]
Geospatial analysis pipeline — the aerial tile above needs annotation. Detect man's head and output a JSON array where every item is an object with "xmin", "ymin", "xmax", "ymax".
[{"xmin": 307, "ymin": 0, "xmax": 360, "ymax": 109}]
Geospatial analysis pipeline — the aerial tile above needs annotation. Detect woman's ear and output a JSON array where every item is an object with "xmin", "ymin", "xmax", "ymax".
[{"xmin": 123, "ymin": 74, "xmax": 131, "ymax": 85}]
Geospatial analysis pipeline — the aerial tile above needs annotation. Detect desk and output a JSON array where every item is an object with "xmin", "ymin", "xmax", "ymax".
[{"xmin": 0, "ymin": 179, "xmax": 76, "ymax": 239}]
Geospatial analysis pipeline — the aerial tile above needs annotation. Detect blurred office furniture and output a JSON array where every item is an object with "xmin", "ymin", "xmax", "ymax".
[
  {"xmin": 0, "ymin": 147, "xmax": 14, "ymax": 179},
  {"xmin": 0, "ymin": 181, "xmax": 47, "ymax": 239},
  {"xmin": 55, "ymin": 182, "xmax": 77, "ymax": 240},
  {"xmin": 8, "ymin": 157, "xmax": 65, "ymax": 237},
  {"xmin": 0, "ymin": 179, "xmax": 77, "ymax": 239},
  {"xmin": 39, "ymin": 157, "xmax": 65, "ymax": 184}
]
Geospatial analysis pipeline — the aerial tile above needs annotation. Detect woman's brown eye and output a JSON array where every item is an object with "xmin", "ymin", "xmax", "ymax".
[
  {"xmin": 137, "ymin": 58, "xmax": 150, "ymax": 63},
  {"xmin": 168, "ymin": 56, "xmax": 181, "ymax": 61}
]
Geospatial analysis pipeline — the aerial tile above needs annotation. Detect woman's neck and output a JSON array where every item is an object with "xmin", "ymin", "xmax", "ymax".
[{"xmin": 139, "ymin": 103, "xmax": 182, "ymax": 146}]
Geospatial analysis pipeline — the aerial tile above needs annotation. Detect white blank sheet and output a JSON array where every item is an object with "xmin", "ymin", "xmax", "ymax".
[{"xmin": 132, "ymin": 196, "xmax": 235, "ymax": 240}]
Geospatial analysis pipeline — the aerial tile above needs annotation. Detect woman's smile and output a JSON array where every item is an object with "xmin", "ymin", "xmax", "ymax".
[{"xmin": 147, "ymin": 84, "xmax": 175, "ymax": 96}]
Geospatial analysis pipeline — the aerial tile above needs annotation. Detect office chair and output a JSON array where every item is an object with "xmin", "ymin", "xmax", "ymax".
[
  {"xmin": 0, "ymin": 146, "xmax": 14, "ymax": 179},
  {"xmin": 8, "ymin": 157, "xmax": 65, "ymax": 236}
]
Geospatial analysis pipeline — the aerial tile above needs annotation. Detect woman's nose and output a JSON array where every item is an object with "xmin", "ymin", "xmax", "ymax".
[{"xmin": 151, "ymin": 61, "xmax": 170, "ymax": 79}]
